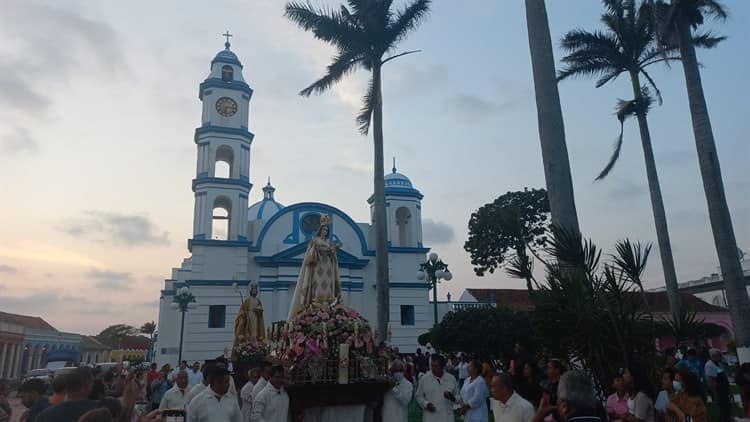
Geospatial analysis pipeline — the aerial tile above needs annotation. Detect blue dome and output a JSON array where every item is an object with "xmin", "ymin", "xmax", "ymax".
[
  {"xmin": 212, "ymin": 42, "xmax": 243, "ymax": 67},
  {"xmin": 248, "ymin": 179, "xmax": 284, "ymax": 221},
  {"xmin": 384, "ymin": 168, "xmax": 413, "ymax": 188}
]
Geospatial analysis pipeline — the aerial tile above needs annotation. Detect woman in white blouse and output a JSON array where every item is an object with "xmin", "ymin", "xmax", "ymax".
[{"xmin": 460, "ymin": 360, "xmax": 490, "ymax": 422}]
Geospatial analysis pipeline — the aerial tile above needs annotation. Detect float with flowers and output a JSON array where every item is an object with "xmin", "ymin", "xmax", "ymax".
[{"xmin": 268, "ymin": 301, "xmax": 388, "ymax": 385}]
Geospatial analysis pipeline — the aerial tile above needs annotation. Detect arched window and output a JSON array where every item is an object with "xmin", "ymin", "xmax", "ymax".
[
  {"xmin": 221, "ymin": 65, "xmax": 234, "ymax": 82},
  {"xmin": 212, "ymin": 196, "xmax": 232, "ymax": 240},
  {"xmin": 396, "ymin": 207, "xmax": 412, "ymax": 247},
  {"xmin": 215, "ymin": 146, "xmax": 234, "ymax": 178}
]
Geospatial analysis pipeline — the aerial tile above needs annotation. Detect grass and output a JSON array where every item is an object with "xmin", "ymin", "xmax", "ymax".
[{"xmin": 407, "ymin": 400, "xmax": 496, "ymax": 422}]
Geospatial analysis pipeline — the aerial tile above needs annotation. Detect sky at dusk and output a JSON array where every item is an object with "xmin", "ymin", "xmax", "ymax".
[{"xmin": 0, "ymin": 0, "xmax": 747, "ymax": 335}]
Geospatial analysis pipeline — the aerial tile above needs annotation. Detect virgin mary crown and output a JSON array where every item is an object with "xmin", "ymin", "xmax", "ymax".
[{"xmin": 319, "ymin": 214, "xmax": 331, "ymax": 227}]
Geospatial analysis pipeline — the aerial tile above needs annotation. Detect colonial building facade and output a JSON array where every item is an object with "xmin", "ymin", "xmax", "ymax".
[{"xmin": 154, "ymin": 41, "xmax": 431, "ymax": 364}]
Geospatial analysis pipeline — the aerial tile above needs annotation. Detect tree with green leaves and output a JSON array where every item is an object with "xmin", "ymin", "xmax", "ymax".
[
  {"xmin": 524, "ymin": 0, "xmax": 580, "ymax": 234},
  {"xmin": 652, "ymin": 0, "xmax": 750, "ymax": 360},
  {"xmin": 509, "ymin": 227, "xmax": 657, "ymax": 395},
  {"xmin": 464, "ymin": 188, "xmax": 550, "ymax": 286},
  {"xmin": 139, "ymin": 321, "xmax": 156, "ymax": 337},
  {"xmin": 95, "ymin": 324, "xmax": 138, "ymax": 348},
  {"xmin": 556, "ymin": 0, "xmax": 720, "ymax": 321},
  {"xmin": 284, "ymin": 0, "xmax": 431, "ymax": 343},
  {"xmin": 430, "ymin": 306, "xmax": 535, "ymax": 360}
]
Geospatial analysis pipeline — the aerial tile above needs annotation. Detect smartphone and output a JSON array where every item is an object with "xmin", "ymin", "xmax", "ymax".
[
  {"xmin": 134, "ymin": 401, "xmax": 150, "ymax": 417},
  {"xmin": 163, "ymin": 409, "xmax": 186, "ymax": 422}
]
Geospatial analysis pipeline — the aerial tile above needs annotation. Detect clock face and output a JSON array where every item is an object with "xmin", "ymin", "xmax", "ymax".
[{"xmin": 215, "ymin": 97, "xmax": 238, "ymax": 117}]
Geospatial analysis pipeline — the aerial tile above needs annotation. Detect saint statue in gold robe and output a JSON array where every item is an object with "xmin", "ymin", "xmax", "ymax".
[
  {"xmin": 287, "ymin": 214, "xmax": 343, "ymax": 320},
  {"xmin": 233, "ymin": 283, "xmax": 265, "ymax": 353}
]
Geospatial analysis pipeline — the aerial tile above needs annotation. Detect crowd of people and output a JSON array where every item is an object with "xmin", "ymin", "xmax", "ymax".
[
  {"xmin": 0, "ymin": 355, "xmax": 291, "ymax": 422},
  {"xmin": 378, "ymin": 343, "xmax": 747, "ymax": 422},
  {"xmin": 1, "ymin": 344, "xmax": 748, "ymax": 422}
]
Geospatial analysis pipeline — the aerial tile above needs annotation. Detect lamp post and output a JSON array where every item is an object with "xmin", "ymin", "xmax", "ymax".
[
  {"xmin": 417, "ymin": 252, "xmax": 453, "ymax": 326},
  {"xmin": 170, "ymin": 286, "xmax": 196, "ymax": 363}
]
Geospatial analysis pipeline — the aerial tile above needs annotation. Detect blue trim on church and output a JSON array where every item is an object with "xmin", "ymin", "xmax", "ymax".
[
  {"xmin": 192, "ymin": 177, "xmax": 252, "ymax": 192},
  {"xmin": 390, "ymin": 282, "xmax": 430, "ymax": 289},
  {"xmin": 251, "ymin": 202, "xmax": 375, "ymax": 256},
  {"xmin": 194, "ymin": 126, "xmax": 255, "ymax": 143},
  {"xmin": 254, "ymin": 242, "xmax": 370, "ymax": 269},
  {"xmin": 367, "ymin": 187, "xmax": 423, "ymax": 204},
  {"xmin": 188, "ymin": 239, "xmax": 252, "ymax": 252},
  {"xmin": 389, "ymin": 247, "xmax": 431, "ymax": 254},
  {"xmin": 199, "ymin": 78, "xmax": 253, "ymax": 100}
]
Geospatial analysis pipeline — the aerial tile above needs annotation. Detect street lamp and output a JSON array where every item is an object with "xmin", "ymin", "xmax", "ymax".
[
  {"xmin": 417, "ymin": 252, "xmax": 452, "ymax": 326},
  {"xmin": 170, "ymin": 286, "xmax": 196, "ymax": 363}
]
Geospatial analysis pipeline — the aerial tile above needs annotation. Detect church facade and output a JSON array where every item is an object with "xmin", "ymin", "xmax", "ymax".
[{"xmin": 154, "ymin": 41, "xmax": 431, "ymax": 364}]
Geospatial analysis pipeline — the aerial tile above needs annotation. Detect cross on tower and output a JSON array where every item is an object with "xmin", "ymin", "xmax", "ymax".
[{"xmin": 222, "ymin": 30, "xmax": 233, "ymax": 48}]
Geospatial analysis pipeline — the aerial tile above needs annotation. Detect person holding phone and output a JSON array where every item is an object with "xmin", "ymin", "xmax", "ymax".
[{"xmin": 415, "ymin": 355, "xmax": 460, "ymax": 422}]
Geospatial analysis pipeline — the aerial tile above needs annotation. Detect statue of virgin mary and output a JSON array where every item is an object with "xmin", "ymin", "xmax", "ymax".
[{"xmin": 287, "ymin": 214, "xmax": 343, "ymax": 320}]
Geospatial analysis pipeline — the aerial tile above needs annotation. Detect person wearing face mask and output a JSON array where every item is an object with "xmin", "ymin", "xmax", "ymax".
[
  {"xmin": 383, "ymin": 360, "xmax": 414, "ymax": 422},
  {"xmin": 665, "ymin": 369, "xmax": 706, "ymax": 422},
  {"xmin": 655, "ymin": 368, "xmax": 677, "ymax": 421}
]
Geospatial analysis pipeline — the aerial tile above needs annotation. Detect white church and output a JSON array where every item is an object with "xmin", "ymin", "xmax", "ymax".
[{"xmin": 154, "ymin": 40, "xmax": 432, "ymax": 364}]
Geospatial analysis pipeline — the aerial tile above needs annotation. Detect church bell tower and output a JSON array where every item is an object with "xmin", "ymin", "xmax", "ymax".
[{"xmin": 192, "ymin": 33, "xmax": 253, "ymax": 243}]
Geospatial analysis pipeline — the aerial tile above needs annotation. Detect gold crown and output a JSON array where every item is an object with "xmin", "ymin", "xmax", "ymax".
[{"xmin": 319, "ymin": 214, "xmax": 331, "ymax": 226}]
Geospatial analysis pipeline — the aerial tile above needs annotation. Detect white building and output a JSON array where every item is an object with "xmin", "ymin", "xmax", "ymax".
[{"xmin": 154, "ymin": 40, "xmax": 432, "ymax": 364}]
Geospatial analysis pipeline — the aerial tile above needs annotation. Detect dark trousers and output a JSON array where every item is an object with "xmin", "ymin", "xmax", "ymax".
[{"xmin": 717, "ymin": 395, "xmax": 731, "ymax": 422}]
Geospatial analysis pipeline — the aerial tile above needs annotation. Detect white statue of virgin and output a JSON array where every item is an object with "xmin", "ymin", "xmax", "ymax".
[{"xmin": 287, "ymin": 214, "xmax": 343, "ymax": 321}]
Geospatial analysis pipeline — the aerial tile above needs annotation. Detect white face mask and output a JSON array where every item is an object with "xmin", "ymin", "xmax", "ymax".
[
  {"xmin": 673, "ymin": 381, "xmax": 682, "ymax": 393},
  {"xmin": 393, "ymin": 372, "xmax": 405, "ymax": 382}
]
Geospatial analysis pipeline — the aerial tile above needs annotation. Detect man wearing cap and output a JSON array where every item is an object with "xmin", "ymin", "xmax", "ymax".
[
  {"xmin": 187, "ymin": 366, "xmax": 242, "ymax": 422},
  {"xmin": 18, "ymin": 378, "xmax": 51, "ymax": 422}
]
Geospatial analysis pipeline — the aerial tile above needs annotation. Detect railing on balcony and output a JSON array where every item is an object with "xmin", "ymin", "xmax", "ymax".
[{"xmin": 449, "ymin": 302, "xmax": 496, "ymax": 312}]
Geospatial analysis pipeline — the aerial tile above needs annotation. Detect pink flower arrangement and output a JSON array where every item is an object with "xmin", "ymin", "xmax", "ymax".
[
  {"xmin": 271, "ymin": 302, "xmax": 376, "ymax": 363},
  {"xmin": 234, "ymin": 337, "xmax": 269, "ymax": 363}
]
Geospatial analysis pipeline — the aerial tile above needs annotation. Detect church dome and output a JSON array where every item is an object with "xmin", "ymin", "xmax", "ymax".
[
  {"xmin": 211, "ymin": 41, "xmax": 243, "ymax": 67},
  {"xmin": 248, "ymin": 179, "xmax": 284, "ymax": 221},
  {"xmin": 384, "ymin": 161, "xmax": 413, "ymax": 188}
]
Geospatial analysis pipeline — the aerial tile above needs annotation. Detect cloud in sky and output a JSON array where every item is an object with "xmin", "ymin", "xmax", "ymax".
[
  {"xmin": 61, "ymin": 211, "xmax": 170, "ymax": 247},
  {"xmin": 88, "ymin": 269, "xmax": 134, "ymax": 290},
  {"xmin": 423, "ymin": 218, "xmax": 456, "ymax": 244},
  {"xmin": 0, "ymin": 264, "xmax": 18, "ymax": 274},
  {"xmin": 1, "ymin": 126, "xmax": 39, "ymax": 154}
]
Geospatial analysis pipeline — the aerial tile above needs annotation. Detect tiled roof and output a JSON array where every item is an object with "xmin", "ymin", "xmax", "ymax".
[
  {"xmin": 464, "ymin": 289, "xmax": 728, "ymax": 313},
  {"xmin": 118, "ymin": 335, "xmax": 152, "ymax": 350},
  {"xmin": 0, "ymin": 311, "xmax": 57, "ymax": 331}
]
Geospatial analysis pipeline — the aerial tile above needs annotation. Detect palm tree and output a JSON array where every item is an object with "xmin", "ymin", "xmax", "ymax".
[
  {"xmin": 524, "ymin": 0, "xmax": 581, "ymax": 234},
  {"xmin": 556, "ymin": 0, "xmax": 697, "ymax": 320},
  {"xmin": 653, "ymin": 0, "xmax": 750, "ymax": 355},
  {"xmin": 285, "ymin": 0, "xmax": 431, "ymax": 342}
]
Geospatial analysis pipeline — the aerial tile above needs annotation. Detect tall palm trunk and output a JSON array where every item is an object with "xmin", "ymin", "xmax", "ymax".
[
  {"xmin": 676, "ymin": 19, "xmax": 750, "ymax": 358},
  {"xmin": 372, "ymin": 63, "xmax": 389, "ymax": 343},
  {"xmin": 524, "ymin": 0, "xmax": 580, "ymax": 234},
  {"xmin": 629, "ymin": 72, "xmax": 681, "ymax": 321}
]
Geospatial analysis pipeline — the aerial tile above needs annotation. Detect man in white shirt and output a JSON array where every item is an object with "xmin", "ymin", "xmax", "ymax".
[
  {"xmin": 187, "ymin": 367, "xmax": 242, "ymax": 422},
  {"xmin": 170, "ymin": 361, "xmax": 188, "ymax": 383},
  {"xmin": 188, "ymin": 362, "xmax": 204, "ymax": 387},
  {"xmin": 185, "ymin": 367, "xmax": 211, "ymax": 407},
  {"xmin": 251, "ymin": 362, "xmax": 272, "ymax": 400},
  {"xmin": 251, "ymin": 365, "xmax": 289, "ymax": 422},
  {"xmin": 241, "ymin": 367, "xmax": 262, "ymax": 422},
  {"xmin": 415, "ymin": 355, "xmax": 460, "ymax": 422},
  {"xmin": 490, "ymin": 373, "xmax": 535, "ymax": 422},
  {"xmin": 383, "ymin": 360, "xmax": 413, "ymax": 422},
  {"xmin": 160, "ymin": 370, "xmax": 189, "ymax": 410},
  {"xmin": 705, "ymin": 349, "xmax": 730, "ymax": 422}
]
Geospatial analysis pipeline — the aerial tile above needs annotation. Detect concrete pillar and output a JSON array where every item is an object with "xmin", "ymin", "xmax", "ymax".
[
  {"xmin": 13, "ymin": 343, "xmax": 22, "ymax": 378},
  {"xmin": 24, "ymin": 345, "xmax": 31, "ymax": 375},
  {"xmin": 6, "ymin": 343, "xmax": 17, "ymax": 379},
  {"xmin": 0, "ymin": 343, "xmax": 7, "ymax": 378}
]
